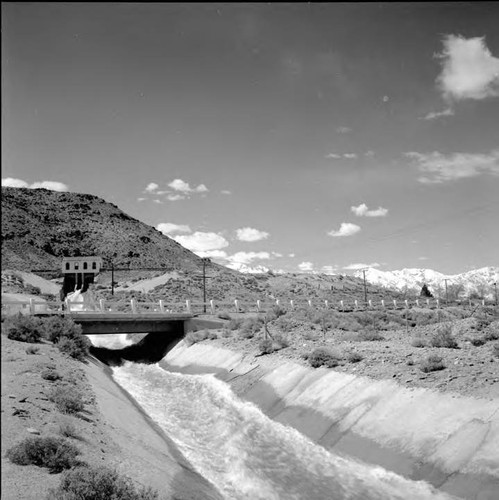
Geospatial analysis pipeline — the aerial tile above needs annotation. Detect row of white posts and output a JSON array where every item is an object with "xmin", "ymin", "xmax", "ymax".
[{"xmin": 22, "ymin": 296, "xmax": 488, "ymax": 316}]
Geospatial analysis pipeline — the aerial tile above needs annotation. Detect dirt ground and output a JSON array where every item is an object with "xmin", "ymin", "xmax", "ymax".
[{"xmin": 210, "ymin": 315, "xmax": 499, "ymax": 400}]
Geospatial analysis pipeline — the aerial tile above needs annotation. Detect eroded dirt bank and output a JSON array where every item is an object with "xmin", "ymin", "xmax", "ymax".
[{"xmin": 163, "ymin": 342, "xmax": 499, "ymax": 500}]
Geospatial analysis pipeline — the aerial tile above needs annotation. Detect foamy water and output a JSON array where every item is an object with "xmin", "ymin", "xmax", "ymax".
[{"xmin": 90, "ymin": 336, "xmax": 454, "ymax": 500}]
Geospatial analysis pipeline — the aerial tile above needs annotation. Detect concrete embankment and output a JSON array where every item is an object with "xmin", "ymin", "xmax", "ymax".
[{"xmin": 163, "ymin": 342, "xmax": 499, "ymax": 500}]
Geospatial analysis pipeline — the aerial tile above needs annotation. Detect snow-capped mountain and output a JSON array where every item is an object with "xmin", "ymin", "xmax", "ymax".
[{"xmin": 354, "ymin": 267, "xmax": 498, "ymax": 300}]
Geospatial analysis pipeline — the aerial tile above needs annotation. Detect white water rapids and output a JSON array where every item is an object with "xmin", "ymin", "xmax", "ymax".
[{"xmin": 88, "ymin": 334, "xmax": 454, "ymax": 500}]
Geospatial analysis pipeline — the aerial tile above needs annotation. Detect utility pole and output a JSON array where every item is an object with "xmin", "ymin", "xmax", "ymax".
[
  {"xmin": 202, "ymin": 258, "xmax": 210, "ymax": 313},
  {"xmin": 443, "ymin": 279, "xmax": 449, "ymax": 305},
  {"xmin": 362, "ymin": 269, "xmax": 368, "ymax": 304}
]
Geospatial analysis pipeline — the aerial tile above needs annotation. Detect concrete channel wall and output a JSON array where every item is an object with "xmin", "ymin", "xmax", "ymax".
[{"xmin": 163, "ymin": 343, "xmax": 499, "ymax": 500}]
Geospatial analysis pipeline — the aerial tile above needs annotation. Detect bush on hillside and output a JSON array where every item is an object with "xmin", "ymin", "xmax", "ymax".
[
  {"xmin": 347, "ymin": 352, "xmax": 363, "ymax": 363},
  {"xmin": 420, "ymin": 354, "xmax": 446, "ymax": 373},
  {"xmin": 258, "ymin": 338, "xmax": 274, "ymax": 355},
  {"xmin": 49, "ymin": 385, "xmax": 85, "ymax": 415},
  {"xmin": 238, "ymin": 317, "xmax": 263, "ymax": 339},
  {"xmin": 356, "ymin": 330, "xmax": 385, "ymax": 342},
  {"xmin": 6, "ymin": 436, "xmax": 81, "ymax": 473},
  {"xmin": 411, "ymin": 338, "xmax": 427, "ymax": 348},
  {"xmin": 26, "ymin": 345, "xmax": 40, "ymax": 354},
  {"xmin": 41, "ymin": 368, "xmax": 62, "ymax": 381},
  {"xmin": 430, "ymin": 326, "xmax": 459, "ymax": 349},
  {"xmin": 307, "ymin": 347, "xmax": 341, "ymax": 368},
  {"xmin": 493, "ymin": 343, "xmax": 499, "ymax": 358},
  {"xmin": 272, "ymin": 333, "xmax": 290, "ymax": 350},
  {"xmin": 184, "ymin": 329, "xmax": 218, "ymax": 346},
  {"xmin": 40, "ymin": 317, "xmax": 90, "ymax": 361},
  {"xmin": 47, "ymin": 465, "xmax": 158, "ymax": 500},
  {"xmin": 4, "ymin": 313, "xmax": 43, "ymax": 343}
]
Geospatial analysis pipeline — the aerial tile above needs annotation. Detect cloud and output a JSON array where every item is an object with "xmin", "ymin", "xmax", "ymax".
[
  {"xmin": 172, "ymin": 231, "xmax": 229, "ymax": 254},
  {"xmin": 365, "ymin": 150, "xmax": 375, "ymax": 157},
  {"xmin": 2, "ymin": 177, "xmax": 69, "ymax": 191},
  {"xmin": 327, "ymin": 222, "xmax": 361, "ymax": 237},
  {"xmin": 167, "ymin": 194, "xmax": 185, "ymax": 201},
  {"xmin": 336, "ymin": 126, "xmax": 352, "ymax": 134},
  {"xmin": 156, "ymin": 223, "xmax": 192, "ymax": 235},
  {"xmin": 325, "ymin": 153, "xmax": 357, "ymax": 160},
  {"xmin": 152, "ymin": 199, "xmax": 163, "ymax": 204},
  {"xmin": 226, "ymin": 251, "xmax": 271, "ymax": 266},
  {"xmin": 236, "ymin": 227, "xmax": 270, "ymax": 242},
  {"xmin": 322, "ymin": 265, "xmax": 338, "ymax": 274},
  {"xmin": 422, "ymin": 108, "xmax": 455, "ymax": 120},
  {"xmin": 2, "ymin": 177, "xmax": 29, "ymax": 188},
  {"xmin": 221, "ymin": 190, "xmax": 232, "ymax": 195},
  {"xmin": 145, "ymin": 182, "xmax": 159, "ymax": 193},
  {"xmin": 351, "ymin": 203, "xmax": 388, "ymax": 217},
  {"xmin": 137, "ymin": 197, "xmax": 146, "ymax": 202},
  {"xmin": 343, "ymin": 262, "xmax": 381, "ymax": 270},
  {"xmin": 288, "ymin": 253, "xmax": 295, "ymax": 258},
  {"xmin": 197, "ymin": 249, "xmax": 228, "ymax": 259},
  {"xmin": 436, "ymin": 35, "xmax": 499, "ymax": 101},
  {"xmin": 168, "ymin": 178, "xmax": 209, "ymax": 194},
  {"xmin": 298, "ymin": 261, "xmax": 314, "ymax": 272},
  {"xmin": 405, "ymin": 150, "xmax": 499, "ymax": 183}
]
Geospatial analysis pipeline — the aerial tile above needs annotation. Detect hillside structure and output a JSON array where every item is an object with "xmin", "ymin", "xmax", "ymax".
[{"xmin": 61, "ymin": 256, "xmax": 102, "ymax": 299}]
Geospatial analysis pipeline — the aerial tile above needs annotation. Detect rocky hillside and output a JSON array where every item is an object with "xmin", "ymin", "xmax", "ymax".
[{"xmin": 1, "ymin": 187, "xmax": 220, "ymax": 274}]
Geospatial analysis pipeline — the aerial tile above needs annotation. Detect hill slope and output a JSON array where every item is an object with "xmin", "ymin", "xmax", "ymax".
[{"xmin": 1, "ymin": 187, "xmax": 212, "ymax": 273}]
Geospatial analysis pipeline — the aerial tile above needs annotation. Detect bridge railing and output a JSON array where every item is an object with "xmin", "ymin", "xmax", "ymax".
[{"xmin": 1, "ymin": 296, "xmax": 496, "ymax": 318}]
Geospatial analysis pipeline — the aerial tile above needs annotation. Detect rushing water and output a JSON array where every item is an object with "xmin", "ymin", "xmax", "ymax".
[{"xmin": 90, "ymin": 335, "xmax": 452, "ymax": 500}]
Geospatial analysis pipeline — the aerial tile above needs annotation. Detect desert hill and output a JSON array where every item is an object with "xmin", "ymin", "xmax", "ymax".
[{"xmin": 1, "ymin": 187, "xmax": 223, "ymax": 274}]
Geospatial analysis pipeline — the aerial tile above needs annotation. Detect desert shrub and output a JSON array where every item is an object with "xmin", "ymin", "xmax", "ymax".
[
  {"xmin": 275, "ymin": 316, "xmax": 294, "ymax": 333},
  {"xmin": 6, "ymin": 436, "xmax": 81, "ymax": 473},
  {"xmin": 484, "ymin": 322, "xmax": 499, "ymax": 341},
  {"xmin": 238, "ymin": 317, "xmax": 263, "ymax": 339},
  {"xmin": 356, "ymin": 330, "xmax": 385, "ymax": 342},
  {"xmin": 411, "ymin": 338, "xmax": 427, "ymax": 348},
  {"xmin": 220, "ymin": 326, "xmax": 231, "ymax": 338},
  {"xmin": 420, "ymin": 354, "xmax": 446, "ymax": 373},
  {"xmin": 4, "ymin": 313, "xmax": 43, "ymax": 343},
  {"xmin": 184, "ymin": 330, "xmax": 217, "ymax": 346},
  {"xmin": 58, "ymin": 419, "xmax": 81, "ymax": 440},
  {"xmin": 347, "ymin": 352, "xmax": 363, "ymax": 363},
  {"xmin": 308, "ymin": 347, "xmax": 341, "ymax": 368},
  {"xmin": 337, "ymin": 317, "xmax": 362, "ymax": 332},
  {"xmin": 26, "ymin": 345, "xmax": 40, "ymax": 355},
  {"xmin": 266, "ymin": 305, "xmax": 286, "ymax": 322},
  {"xmin": 40, "ymin": 316, "xmax": 82, "ymax": 343},
  {"xmin": 217, "ymin": 311, "xmax": 232, "ymax": 320},
  {"xmin": 272, "ymin": 333, "xmax": 290, "ymax": 350},
  {"xmin": 57, "ymin": 336, "xmax": 90, "ymax": 362},
  {"xmin": 491, "ymin": 343, "xmax": 499, "ymax": 357},
  {"xmin": 303, "ymin": 330, "xmax": 318, "ymax": 341},
  {"xmin": 49, "ymin": 385, "xmax": 85, "ymax": 415},
  {"xmin": 259, "ymin": 338, "xmax": 274, "ymax": 355},
  {"xmin": 467, "ymin": 337, "xmax": 486, "ymax": 347},
  {"xmin": 42, "ymin": 369, "xmax": 62, "ymax": 381},
  {"xmin": 228, "ymin": 318, "xmax": 243, "ymax": 331},
  {"xmin": 430, "ymin": 326, "xmax": 459, "ymax": 349},
  {"xmin": 47, "ymin": 465, "xmax": 158, "ymax": 500}
]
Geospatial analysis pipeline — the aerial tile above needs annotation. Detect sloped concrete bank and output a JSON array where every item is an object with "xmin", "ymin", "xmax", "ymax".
[{"xmin": 162, "ymin": 343, "xmax": 499, "ymax": 500}]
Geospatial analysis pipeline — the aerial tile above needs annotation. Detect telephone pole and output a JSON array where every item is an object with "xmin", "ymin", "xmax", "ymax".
[
  {"xmin": 362, "ymin": 269, "xmax": 368, "ymax": 304},
  {"xmin": 443, "ymin": 279, "xmax": 449, "ymax": 305}
]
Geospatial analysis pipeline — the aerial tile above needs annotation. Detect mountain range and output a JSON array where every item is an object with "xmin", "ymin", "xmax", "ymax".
[{"xmin": 354, "ymin": 267, "xmax": 498, "ymax": 301}]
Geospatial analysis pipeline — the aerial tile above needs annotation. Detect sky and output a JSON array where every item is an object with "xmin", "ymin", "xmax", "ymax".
[{"xmin": 2, "ymin": 2, "xmax": 499, "ymax": 276}]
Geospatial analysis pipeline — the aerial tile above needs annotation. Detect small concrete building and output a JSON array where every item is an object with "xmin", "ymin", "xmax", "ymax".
[{"xmin": 61, "ymin": 256, "xmax": 103, "ymax": 299}]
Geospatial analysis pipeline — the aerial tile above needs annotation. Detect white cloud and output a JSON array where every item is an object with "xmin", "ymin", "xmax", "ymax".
[
  {"xmin": 422, "ymin": 108, "xmax": 455, "ymax": 120},
  {"xmin": 2, "ymin": 177, "xmax": 69, "ymax": 191},
  {"xmin": 226, "ymin": 251, "xmax": 271, "ymax": 266},
  {"xmin": 351, "ymin": 203, "xmax": 388, "ymax": 217},
  {"xmin": 2, "ymin": 177, "xmax": 29, "ymax": 188},
  {"xmin": 298, "ymin": 261, "xmax": 314, "ymax": 272},
  {"xmin": 405, "ymin": 150, "xmax": 499, "ymax": 183},
  {"xmin": 436, "ymin": 35, "xmax": 499, "ymax": 101},
  {"xmin": 343, "ymin": 153, "xmax": 358, "ymax": 159},
  {"xmin": 343, "ymin": 262, "xmax": 381, "ymax": 270},
  {"xmin": 325, "ymin": 153, "xmax": 342, "ymax": 159},
  {"xmin": 327, "ymin": 222, "xmax": 361, "ymax": 237},
  {"xmin": 418, "ymin": 256, "xmax": 429, "ymax": 261},
  {"xmin": 168, "ymin": 178, "xmax": 209, "ymax": 194},
  {"xmin": 365, "ymin": 150, "xmax": 375, "ymax": 157},
  {"xmin": 221, "ymin": 190, "xmax": 232, "ymax": 195},
  {"xmin": 156, "ymin": 223, "xmax": 192, "ymax": 235},
  {"xmin": 288, "ymin": 253, "xmax": 295, "ymax": 258},
  {"xmin": 167, "ymin": 194, "xmax": 185, "ymax": 201},
  {"xmin": 197, "ymin": 249, "xmax": 228, "ymax": 259},
  {"xmin": 322, "ymin": 265, "xmax": 338, "ymax": 274},
  {"xmin": 145, "ymin": 182, "xmax": 159, "ymax": 193},
  {"xmin": 152, "ymin": 199, "xmax": 163, "ymax": 204},
  {"xmin": 272, "ymin": 252, "xmax": 283, "ymax": 258},
  {"xmin": 137, "ymin": 197, "xmax": 146, "ymax": 202},
  {"xmin": 325, "ymin": 153, "xmax": 358, "ymax": 160},
  {"xmin": 173, "ymin": 232, "xmax": 229, "ymax": 253},
  {"xmin": 336, "ymin": 126, "xmax": 352, "ymax": 134},
  {"xmin": 236, "ymin": 227, "xmax": 270, "ymax": 242}
]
